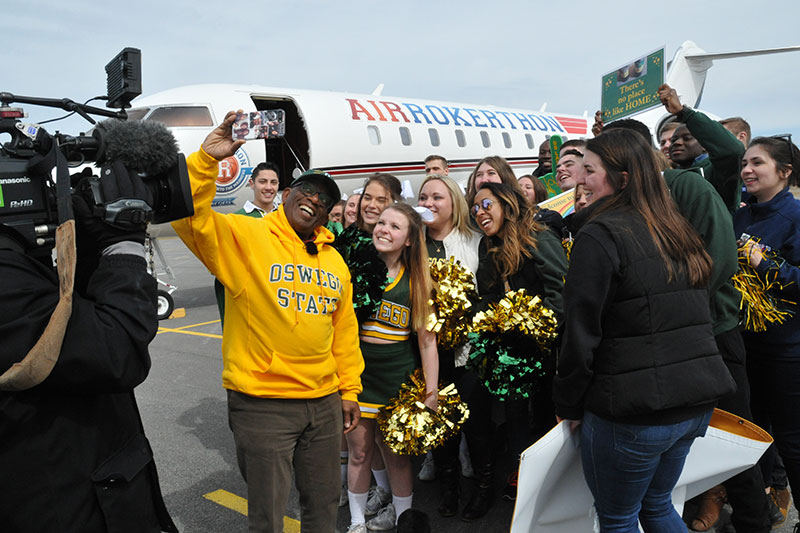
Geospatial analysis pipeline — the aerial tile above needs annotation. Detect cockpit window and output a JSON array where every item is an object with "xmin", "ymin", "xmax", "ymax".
[
  {"xmin": 146, "ymin": 106, "xmax": 213, "ymax": 127},
  {"xmin": 125, "ymin": 107, "xmax": 150, "ymax": 121}
]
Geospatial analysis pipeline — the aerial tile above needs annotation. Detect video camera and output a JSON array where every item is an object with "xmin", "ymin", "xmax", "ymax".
[{"xmin": 0, "ymin": 48, "xmax": 193, "ymax": 250}]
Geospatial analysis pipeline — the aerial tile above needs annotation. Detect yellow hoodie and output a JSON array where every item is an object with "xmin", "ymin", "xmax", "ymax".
[{"xmin": 172, "ymin": 149, "xmax": 363, "ymax": 401}]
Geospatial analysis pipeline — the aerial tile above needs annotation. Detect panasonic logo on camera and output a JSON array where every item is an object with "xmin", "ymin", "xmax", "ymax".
[{"xmin": 0, "ymin": 177, "xmax": 32, "ymax": 184}]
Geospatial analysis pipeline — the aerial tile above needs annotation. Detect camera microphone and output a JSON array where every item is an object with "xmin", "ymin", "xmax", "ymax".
[
  {"xmin": 85, "ymin": 119, "xmax": 192, "ymax": 226},
  {"xmin": 94, "ymin": 119, "xmax": 179, "ymax": 176}
]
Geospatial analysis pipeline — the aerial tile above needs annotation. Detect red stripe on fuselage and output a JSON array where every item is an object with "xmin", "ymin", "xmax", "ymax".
[
  {"xmin": 325, "ymin": 159, "xmax": 540, "ymax": 176},
  {"xmin": 554, "ymin": 116, "xmax": 588, "ymax": 134}
]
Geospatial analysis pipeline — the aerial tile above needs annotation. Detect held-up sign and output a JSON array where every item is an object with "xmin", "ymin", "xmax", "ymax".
[{"xmin": 601, "ymin": 47, "xmax": 665, "ymax": 123}]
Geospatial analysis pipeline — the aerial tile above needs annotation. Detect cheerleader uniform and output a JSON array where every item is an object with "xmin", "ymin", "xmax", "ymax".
[{"xmin": 358, "ymin": 266, "xmax": 416, "ymax": 419}]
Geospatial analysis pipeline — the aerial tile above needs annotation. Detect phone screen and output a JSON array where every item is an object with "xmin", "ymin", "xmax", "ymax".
[{"xmin": 232, "ymin": 110, "xmax": 286, "ymax": 140}]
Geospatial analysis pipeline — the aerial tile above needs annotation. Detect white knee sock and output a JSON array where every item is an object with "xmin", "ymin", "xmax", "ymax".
[
  {"xmin": 392, "ymin": 493, "xmax": 413, "ymax": 523},
  {"xmin": 348, "ymin": 490, "xmax": 368, "ymax": 524},
  {"xmin": 340, "ymin": 451, "xmax": 348, "ymax": 484},
  {"xmin": 371, "ymin": 468, "xmax": 390, "ymax": 490}
]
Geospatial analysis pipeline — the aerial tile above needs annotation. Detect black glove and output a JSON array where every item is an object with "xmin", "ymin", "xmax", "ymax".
[
  {"xmin": 72, "ymin": 191, "xmax": 146, "ymax": 249},
  {"xmin": 94, "ymin": 160, "xmax": 154, "ymax": 229}
]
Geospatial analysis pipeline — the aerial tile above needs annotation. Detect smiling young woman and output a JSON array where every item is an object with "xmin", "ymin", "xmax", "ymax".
[
  {"xmin": 468, "ymin": 182, "xmax": 568, "ymax": 519},
  {"xmin": 554, "ymin": 129, "xmax": 735, "ymax": 532},
  {"xmin": 733, "ymin": 135, "xmax": 800, "ymax": 524},
  {"xmin": 356, "ymin": 173, "xmax": 402, "ymax": 233},
  {"xmin": 346, "ymin": 203, "xmax": 438, "ymax": 531},
  {"xmin": 416, "ymin": 174, "xmax": 482, "ymax": 517}
]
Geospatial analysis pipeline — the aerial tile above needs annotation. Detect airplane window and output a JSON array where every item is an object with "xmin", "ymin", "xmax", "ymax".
[
  {"xmin": 480, "ymin": 131, "xmax": 491, "ymax": 148},
  {"xmin": 428, "ymin": 128, "xmax": 440, "ymax": 147},
  {"xmin": 455, "ymin": 129, "xmax": 466, "ymax": 148},
  {"xmin": 368, "ymin": 125, "xmax": 381, "ymax": 145},
  {"xmin": 399, "ymin": 127, "xmax": 412, "ymax": 146},
  {"xmin": 502, "ymin": 132, "xmax": 512, "ymax": 149},
  {"xmin": 147, "ymin": 106, "xmax": 213, "ymax": 127},
  {"xmin": 525, "ymin": 133, "xmax": 534, "ymax": 150},
  {"xmin": 126, "ymin": 107, "xmax": 150, "ymax": 121}
]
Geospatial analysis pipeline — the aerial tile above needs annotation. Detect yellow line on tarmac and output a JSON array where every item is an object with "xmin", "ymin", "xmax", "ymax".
[
  {"xmin": 203, "ymin": 489, "xmax": 300, "ymax": 531},
  {"xmin": 173, "ymin": 319, "xmax": 221, "ymax": 331},
  {"xmin": 157, "ymin": 326, "xmax": 223, "ymax": 339}
]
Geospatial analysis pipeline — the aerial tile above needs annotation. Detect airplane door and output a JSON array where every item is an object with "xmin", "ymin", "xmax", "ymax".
[{"xmin": 252, "ymin": 97, "xmax": 310, "ymax": 190}]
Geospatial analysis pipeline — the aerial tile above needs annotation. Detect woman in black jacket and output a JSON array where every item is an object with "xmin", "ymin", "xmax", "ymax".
[
  {"xmin": 466, "ymin": 182, "xmax": 567, "ymax": 520},
  {"xmin": 553, "ymin": 129, "xmax": 735, "ymax": 532}
]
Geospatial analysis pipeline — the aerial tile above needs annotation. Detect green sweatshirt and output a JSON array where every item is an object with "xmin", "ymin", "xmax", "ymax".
[
  {"xmin": 663, "ymin": 169, "xmax": 741, "ymax": 335},
  {"xmin": 677, "ymin": 106, "xmax": 745, "ymax": 215}
]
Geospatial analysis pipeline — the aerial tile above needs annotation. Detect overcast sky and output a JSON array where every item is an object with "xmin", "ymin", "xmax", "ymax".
[{"xmin": 3, "ymin": 0, "xmax": 799, "ymax": 144}]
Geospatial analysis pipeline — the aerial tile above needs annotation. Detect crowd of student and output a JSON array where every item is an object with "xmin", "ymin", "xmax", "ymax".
[{"xmin": 195, "ymin": 81, "xmax": 799, "ymax": 533}]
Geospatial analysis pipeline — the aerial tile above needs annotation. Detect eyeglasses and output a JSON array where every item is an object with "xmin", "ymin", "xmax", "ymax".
[
  {"xmin": 294, "ymin": 180, "xmax": 335, "ymax": 209},
  {"xmin": 471, "ymin": 197, "xmax": 495, "ymax": 216}
]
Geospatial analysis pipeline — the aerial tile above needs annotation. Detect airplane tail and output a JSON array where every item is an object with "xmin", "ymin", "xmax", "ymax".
[
  {"xmin": 666, "ymin": 40, "xmax": 800, "ymax": 109},
  {"xmin": 644, "ymin": 40, "xmax": 800, "ymax": 136}
]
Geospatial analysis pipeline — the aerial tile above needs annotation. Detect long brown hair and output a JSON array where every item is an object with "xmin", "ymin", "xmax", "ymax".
[
  {"xmin": 465, "ymin": 156, "xmax": 521, "ymax": 206},
  {"xmin": 585, "ymin": 129, "xmax": 712, "ymax": 286},
  {"xmin": 382, "ymin": 203, "xmax": 434, "ymax": 331},
  {"xmin": 356, "ymin": 173, "xmax": 403, "ymax": 231},
  {"xmin": 478, "ymin": 182, "xmax": 544, "ymax": 280}
]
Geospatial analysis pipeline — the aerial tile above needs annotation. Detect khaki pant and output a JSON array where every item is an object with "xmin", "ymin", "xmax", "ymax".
[{"xmin": 227, "ymin": 391, "xmax": 342, "ymax": 533}]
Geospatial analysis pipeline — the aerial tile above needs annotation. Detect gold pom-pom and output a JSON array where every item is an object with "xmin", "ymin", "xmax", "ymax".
[
  {"xmin": 733, "ymin": 240, "xmax": 796, "ymax": 332},
  {"xmin": 377, "ymin": 369, "xmax": 470, "ymax": 455},
  {"xmin": 562, "ymin": 238, "xmax": 573, "ymax": 263},
  {"xmin": 471, "ymin": 288, "xmax": 558, "ymax": 350},
  {"xmin": 426, "ymin": 257, "xmax": 477, "ymax": 349}
]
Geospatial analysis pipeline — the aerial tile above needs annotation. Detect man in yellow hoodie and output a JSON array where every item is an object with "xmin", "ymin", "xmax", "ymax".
[{"xmin": 173, "ymin": 111, "xmax": 363, "ymax": 532}]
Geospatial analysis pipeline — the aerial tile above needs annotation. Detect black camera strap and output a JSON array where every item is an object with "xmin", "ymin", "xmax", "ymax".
[
  {"xmin": 27, "ymin": 139, "xmax": 74, "ymax": 224},
  {"xmin": 0, "ymin": 140, "xmax": 76, "ymax": 391}
]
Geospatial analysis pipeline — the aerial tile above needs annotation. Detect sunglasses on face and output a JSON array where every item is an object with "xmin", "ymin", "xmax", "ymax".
[
  {"xmin": 294, "ymin": 181, "xmax": 335, "ymax": 209},
  {"xmin": 471, "ymin": 197, "xmax": 495, "ymax": 216}
]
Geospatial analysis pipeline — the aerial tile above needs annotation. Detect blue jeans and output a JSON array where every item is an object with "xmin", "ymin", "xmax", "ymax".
[{"xmin": 580, "ymin": 409, "xmax": 713, "ymax": 532}]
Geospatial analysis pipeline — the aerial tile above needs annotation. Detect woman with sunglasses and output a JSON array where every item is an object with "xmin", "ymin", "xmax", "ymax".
[
  {"xmin": 553, "ymin": 129, "xmax": 735, "ymax": 532},
  {"xmin": 734, "ymin": 135, "xmax": 800, "ymax": 527},
  {"xmin": 466, "ymin": 182, "xmax": 567, "ymax": 520}
]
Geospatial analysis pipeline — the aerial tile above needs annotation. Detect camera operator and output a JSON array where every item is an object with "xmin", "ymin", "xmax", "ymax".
[{"xmin": 0, "ymin": 163, "xmax": 177, "ymax": 532}]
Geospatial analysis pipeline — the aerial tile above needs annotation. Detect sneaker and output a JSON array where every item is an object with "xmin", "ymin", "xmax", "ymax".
[
  {"xmin": 770, "ymin": 487, "xmax": 792, "ymax": 527},
  {"xmin": 366, "ymin": 502, "xmax": 396, "ymax": 531},
  {"xmin": 502, "ymin": 471, "xmax": 518, "ymax": 502},
  {"xmin": 339, "ymin": 483, "xmax": 348, "ymax": 508},
  {"xmin": 417, "ymin": 452, "xmax": 436, "ymax": 482},
  {"xmin": 365, "ymin": 485, "xmax": 391, "ymax": 516},
  {"xmin": 346, "ymin": 524, "xmax": 367, "ymax": 533}
]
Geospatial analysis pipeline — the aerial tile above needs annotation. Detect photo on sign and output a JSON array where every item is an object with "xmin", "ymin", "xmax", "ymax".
[{"xmin": 616, "ymin": 56, "xmax": 647, "ymax": 86}]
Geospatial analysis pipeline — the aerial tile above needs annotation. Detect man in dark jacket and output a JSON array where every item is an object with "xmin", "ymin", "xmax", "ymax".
[{"xmin": 0, "ymin": 167, "xmax": 176, "ymax": 532}]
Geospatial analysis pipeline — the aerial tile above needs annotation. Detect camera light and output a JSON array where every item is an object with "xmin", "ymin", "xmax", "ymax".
[{"xmin": 0, "ymin": 107, "xmax": 24, "ymax": 119}]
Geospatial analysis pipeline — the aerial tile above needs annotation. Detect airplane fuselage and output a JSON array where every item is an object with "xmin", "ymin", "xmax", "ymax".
[{"xmin": 130, "ymin": 84, "xmax": 590, "ymax": 214}]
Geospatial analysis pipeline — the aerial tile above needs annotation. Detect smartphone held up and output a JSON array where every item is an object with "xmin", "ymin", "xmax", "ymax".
[{"xmin": 232, "ymin": 110, "xmax": 286, "ymax": 140}]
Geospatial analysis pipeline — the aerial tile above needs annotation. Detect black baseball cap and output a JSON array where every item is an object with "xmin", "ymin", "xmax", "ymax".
[{"xmin": 289, "ymin": 170, "xmax": 341, "ymax": 212}]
